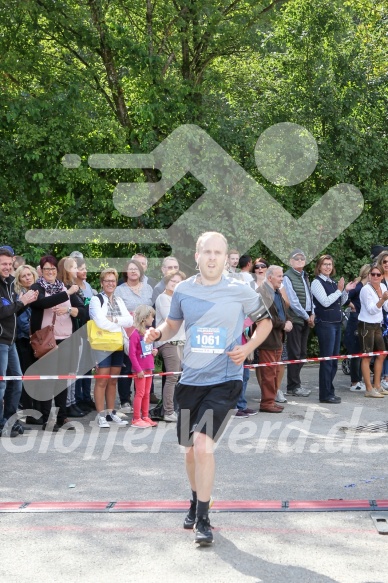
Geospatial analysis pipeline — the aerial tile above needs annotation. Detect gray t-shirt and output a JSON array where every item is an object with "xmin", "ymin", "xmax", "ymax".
[
  {"xmin": 168, "ymin": 274, "xmax": 268, "ymax": 386},
  {"xmin": 115, "ymin": 282, "xmax": 153, "ymax": 312}
]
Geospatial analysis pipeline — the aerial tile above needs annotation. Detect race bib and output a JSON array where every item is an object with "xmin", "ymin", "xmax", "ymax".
[
  {"xmin": 191, "ymin": 326, "xmax": 227, "ymax": 354},
  {"xmin": 140, "ymin": 341, "xmax": 153, "ymax": 357}
]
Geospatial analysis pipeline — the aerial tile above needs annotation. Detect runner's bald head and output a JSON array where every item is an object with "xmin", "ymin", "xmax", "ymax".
[{"xmin": 196, "ymin": 232, "xmax": 228, "ymax": 254}]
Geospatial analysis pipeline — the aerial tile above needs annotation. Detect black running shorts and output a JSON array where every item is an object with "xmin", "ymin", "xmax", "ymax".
[{"xmin": 175, "ymin": 380, "xmax": 242, "ymax": 446}]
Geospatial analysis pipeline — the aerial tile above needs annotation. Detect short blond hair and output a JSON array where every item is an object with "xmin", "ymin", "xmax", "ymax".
[
  {"xmin": 99, "ymin": 267, "xmax": 118, "ymax": 285},
  {"xmin": 196, "ymin": 231, "xmax": 228, "ymax": 253}
]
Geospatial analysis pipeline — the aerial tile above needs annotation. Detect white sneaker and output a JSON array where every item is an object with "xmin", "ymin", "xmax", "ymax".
[
  {"xmin": 163, "ymin": 411, "xmax": 178, "ymax": 422},
  {"xmin": 98, "ymin": 415, "xmax": 110, "ymax": 428},
  {"xmin": 275, "ymin": 389, "xmax": 287, "ymax": 403},
  {"xmin": 106, "ymin": 410, "xmax": 129, "ymax": 426},
  {"xmin": 120, "ymin": 402, "xmax": 132, "ymax": 413},
  {"xmin": 350, "ymin": 382, "xmax": 366, "ymax": 392},
  {"xmin": 293, "ymin": 387, "xmax": 311, "ymax": 397},
  {"xmin": 381, "ymin": 380, "xmax": 388, "ymax": 390}
]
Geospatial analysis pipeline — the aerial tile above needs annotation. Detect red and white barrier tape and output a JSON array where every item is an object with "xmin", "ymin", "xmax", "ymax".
[
  {"xmin": 246, "ymin": 350, "xmax": 388, "ymax": 369},
  {"xmin": 1, "ymin": 350, "xmax": 387, "ymax": 381}
]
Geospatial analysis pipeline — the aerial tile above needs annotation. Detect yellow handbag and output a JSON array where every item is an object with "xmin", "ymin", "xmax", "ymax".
[{"xmin": 86, "ymin": 320, "xmax": 123, "ymax": 351}]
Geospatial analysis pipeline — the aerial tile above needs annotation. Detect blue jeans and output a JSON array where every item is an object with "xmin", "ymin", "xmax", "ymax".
[
  {"xmin": 0, "ymin": 343, "xmax": 22, "ymax": 428},
  {"xmin": 315, "ymin": 321, "xmax": 341, "ymax": 401},
  {"xmin": 75, "ymin": 377, "xmax": 92, "ymax": 403},
  {"xmin": 237, "ymin": 365, "xmax": 250, "ymax": 411}
]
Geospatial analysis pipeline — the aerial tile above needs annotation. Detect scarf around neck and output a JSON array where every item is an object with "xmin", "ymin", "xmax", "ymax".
[{"xmin": 37, "ymin": 276, "xmax": 64, "ymax": 296}]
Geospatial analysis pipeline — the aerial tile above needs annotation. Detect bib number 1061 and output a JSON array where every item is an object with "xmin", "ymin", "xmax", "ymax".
[
  {"xmin": 195, "ymin": 334, "xmax": 220, "ymax": 346},
  {"xmin": 191, "ymin": 326, "xmax": 227, "ymax": 353}
]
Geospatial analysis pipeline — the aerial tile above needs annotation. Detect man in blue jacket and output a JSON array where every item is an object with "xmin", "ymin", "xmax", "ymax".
[{"xmin": 0, "ymin": 248, "xmax": 38, "ymax": 437}]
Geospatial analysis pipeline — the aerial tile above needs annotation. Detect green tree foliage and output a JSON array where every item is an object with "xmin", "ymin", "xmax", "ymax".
[{"xmin": 0, "ymin": 0, "xmax": 386, "ymax": 276}]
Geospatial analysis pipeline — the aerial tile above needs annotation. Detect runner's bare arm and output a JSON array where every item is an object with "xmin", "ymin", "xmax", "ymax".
[{"xmin": 144, "ymin": 318, "xmax": 183, "ymax": 343}]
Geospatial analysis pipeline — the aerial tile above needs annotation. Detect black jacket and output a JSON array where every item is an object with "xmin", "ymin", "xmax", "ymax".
[{"xmin": 0, "ymin": 275, "xmax": 24, "ymax": 345}]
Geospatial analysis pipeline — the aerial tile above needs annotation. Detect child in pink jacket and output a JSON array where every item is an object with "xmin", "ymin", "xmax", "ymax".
[{"xmin": 129, "ymin": 305, "xmax": 158, "ymax": 428}]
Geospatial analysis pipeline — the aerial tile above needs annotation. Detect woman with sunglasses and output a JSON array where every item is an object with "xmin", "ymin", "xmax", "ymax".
[
  {"xmin": 358, "ymin": 263, "xmax": 388, "ymax": 398},
  {"xmin": 343, "ymin": 264, "xmax": 370, "ymax": 392},
  {"xmin": 90, "ymin": 268, "xmax": 133, "ymax": 427},
  {"xmin": 251, "ymin": 258, "xmax": 269, "ymax": 290},
  {"xmin": 311, "ymin": 255, "xmax": 355, "ymax": 404},
  {"xmin": 376, "ymin": 251, "xmax": 388, "ymax": 389},
  {"xmin": 250, "ymin": 257, "xmax": 289, "ymax": 401},
  {"xmin": 249, "ymin": 258, "xmax": 269, "ymax": 389}
]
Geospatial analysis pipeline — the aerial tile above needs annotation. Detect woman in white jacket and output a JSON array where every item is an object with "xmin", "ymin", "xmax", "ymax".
[
  {"xmin": 358, "ymin": 263, "xmax": 388, "ymax": 398},
  {"xmin": 89, "ymin": 268, "xmax": 133, "ymax": 428}
]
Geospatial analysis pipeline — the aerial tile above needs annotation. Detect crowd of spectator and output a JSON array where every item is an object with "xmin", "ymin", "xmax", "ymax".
[{"xmin": 1, "ymin": 242, "xmax": 387, "ymax": 438}]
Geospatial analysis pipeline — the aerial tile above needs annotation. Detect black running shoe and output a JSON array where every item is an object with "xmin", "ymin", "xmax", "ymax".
[
  {"xmin": 183, "ymin": 501, "xmax": 196, "ymax": 529},
  {"xmin": 194, "ymin": 516, "xmax": 213, "ymax": 545}
]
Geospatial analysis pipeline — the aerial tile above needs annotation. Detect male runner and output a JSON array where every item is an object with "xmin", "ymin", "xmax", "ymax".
[{"xmin": 145, "ymin": 232, "xmax": 272, "ymax": 545}]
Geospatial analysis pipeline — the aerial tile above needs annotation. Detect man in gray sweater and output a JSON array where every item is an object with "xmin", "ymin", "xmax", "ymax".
[{"xmin": 282, "ymin": 249, "xmax": 314, "ymax": 397}]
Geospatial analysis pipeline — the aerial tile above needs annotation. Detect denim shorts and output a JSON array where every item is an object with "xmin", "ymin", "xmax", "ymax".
[{"xmin": 93, "ymin": 349, "xmax": 124, "ymax": 369}]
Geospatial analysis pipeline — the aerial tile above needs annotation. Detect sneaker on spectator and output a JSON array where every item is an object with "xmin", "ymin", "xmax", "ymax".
[
  {"xmin": 57, "ymin": 418, "xmax": 75, "ymax": 431},
  {"xmin": 350, "ymin": 382, "xmax": 366, "ymax": 392},
  {"xmin": 12, "ymin": 421, "xmax": 26, "ymax": 434},
  {"xmin": 0, "ymin": 426, "xmax": 19, "ymax": 438},
  {"xmin": 275, "ymin": 390, "xmax": 287, "ymax": 403},
  {"xmin": 98, "ymin": 415, "xmax": 110, "ymax": 428},
  {"xmin": 364, "ymin": 389, "xmax": 384, "ymax": 398},
  {"xmin": 120, "ymin": 402, "xmax": 132, "ymax": 413},
  {"xmin": 234, "ymin": 409, "xmax": 249, "ymax": 418},
  {"xmin": 163, "ymin": 411, "xmax": 178, "ymax": 422},
  {"xmin": 131, "ymin": 418, "xmax": 152, "ymax": 428},
  {"xmin": 293, "ymin": 387, "xmax": 311, "ymax": 397},
  {"xmin": 76, "ymin": 400, "xmax": 95, "ymax": 412},
  {"xmin": 243, "ymin": 408, "xmax": 258, "ymax": 416},
  {"xmin": 380, "ymin": 379, "xmax": 388, "ymax": 390},
  {"xmin": 142, "ymin": 416, "xmax": 158, "ymax": 427},
  {"xmin": 106, "ymin": 410, "xmax": 129, "ymax": 426}
]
